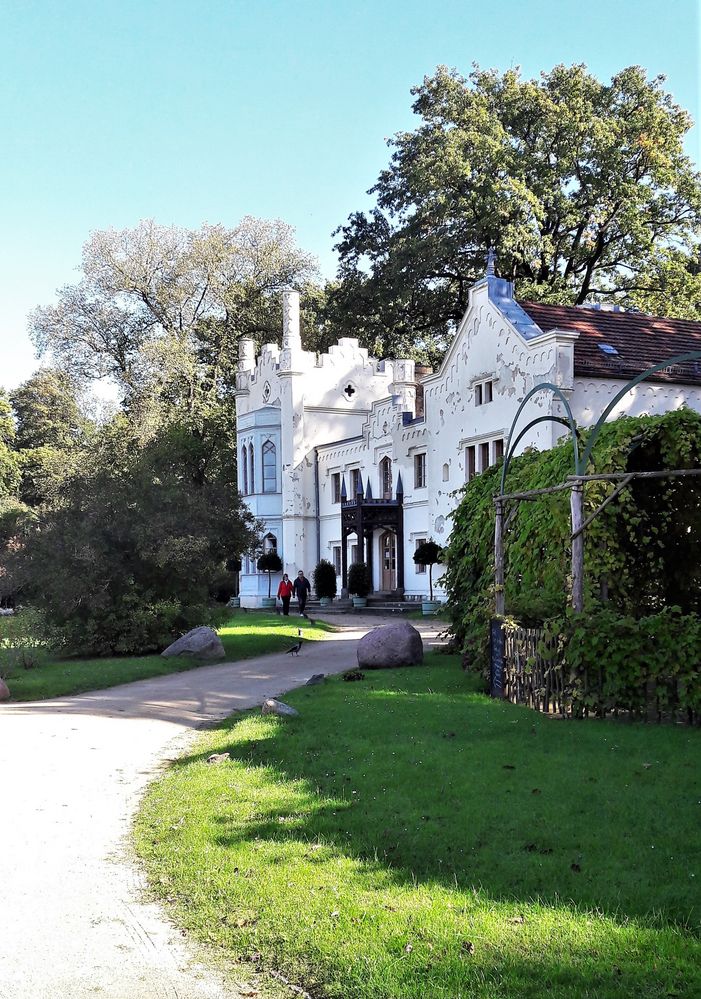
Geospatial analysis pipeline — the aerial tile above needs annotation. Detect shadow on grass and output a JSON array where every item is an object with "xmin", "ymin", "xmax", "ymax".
[{"xmin": 175, "ymin": 662, "xmax": 701, "ymax": 935}]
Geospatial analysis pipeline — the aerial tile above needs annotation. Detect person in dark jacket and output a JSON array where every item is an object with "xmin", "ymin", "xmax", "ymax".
[
  {"xmin": 277, "ymin": 573, "xmax": 294, "ymax": 616},
  {"xmin": 293, "ymin": 570, "xmax": 311, "ymax": 616}
]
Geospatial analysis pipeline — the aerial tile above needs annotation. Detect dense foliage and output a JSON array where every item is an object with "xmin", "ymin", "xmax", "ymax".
[
  {"xmin": 553, "ymin": 607, "xmax": 701, "ymax": 722},
  {"xmin": 313, "ymin": 558, "xmax": 337, "ymax": 599},
  {"xmin": 330, "ymin": 64, "xmax": 701, "ymax": 363},
  {"xmin": 9, "ymin": 418, "xmax": 258, "ymax": 655},
  {"xmin": 348, "ymin": 561, "xmax": 371, "ymax": 597},
  {"xmin": 444, "ymin": 409, "xmax": 701, "ymax": 672}
]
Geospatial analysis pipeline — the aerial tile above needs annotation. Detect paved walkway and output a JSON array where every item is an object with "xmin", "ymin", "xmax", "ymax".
[{"xmin": 0, "ymin": 615, "xmax": 443, "ymax": 999}]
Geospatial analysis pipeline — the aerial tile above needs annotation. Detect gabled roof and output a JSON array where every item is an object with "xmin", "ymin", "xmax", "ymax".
[{"xmin": 520, "ymin": 301, "xmax": 701, "ymax": 385}]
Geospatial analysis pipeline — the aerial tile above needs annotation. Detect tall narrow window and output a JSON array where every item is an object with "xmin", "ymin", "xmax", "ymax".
[
  {"xmin": 485, "ymin": 380, "xmax": 494, "ymax": 403},
  {"xmin": 262, "ymin": 440, "xmax": 276, "ymax": 493},
  {"xmin": 380, "ymin": 457, "xmax": 392, "ymax": 498},
  {"xmin": 331, "ymin": 472, "xmax": 341, "ymax": 503},
  {"xmin": 242, "ymin": 445, "xmax": 248, "ymax": 494},
  {"xmin": 415, "ymin": 538, "xmax": 427, "ymax": 574},
  {"xmin": 350, "ymin": 468, "xmax": 361, "ymax": 497},
  {"xmin": 248, "ymin": 443, "xmax": 255, "ymax": 493},
  {"xmin": 466, "ymin": 445, "xmax": 476, "ymax": 482},
  {"xmin": 475, "ymin": 383, "xmax": 483, "ymax": 406},
  {"xmin": 480, "ymin": 442, "xmax": 490, "ymax": 471},
  {"xmin": 494, "ymin": 438, "xmax": 504, "ymax": 462},
  {"xmin": 414, "ymin": 453, "xmax": 426, "ymax": 489},
  {"xmin": 332, "ymin": 546, "xmax": 342, "ymax": 576}
]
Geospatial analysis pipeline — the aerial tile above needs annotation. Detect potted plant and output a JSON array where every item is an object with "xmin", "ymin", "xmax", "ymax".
[
  {"xmin": 227, "ymin": 556, "xmax": 242, "ymax": 608},
  {"xmin": 313, "ymin": 559, "xmax": 337, "ymax": 606},
  {"xmin": 348, "ymin": 561, "xmax": 371, "ymax": 608},
  {"xmin": 257, "ymin": 551, "xmax": 283, "ymax": 608},
  {"xmin": 413, "ymin": 540, "xmax": 443, "ymax": 615}
]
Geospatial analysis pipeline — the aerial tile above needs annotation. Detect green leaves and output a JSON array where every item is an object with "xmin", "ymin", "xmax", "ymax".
[
  {"xmin": 444, "ymin": 408, "xmax": 701, "ymax": 677},
  {"xmin": 331, "ymin": 64, "xmax": 701, "ymax": 359}
]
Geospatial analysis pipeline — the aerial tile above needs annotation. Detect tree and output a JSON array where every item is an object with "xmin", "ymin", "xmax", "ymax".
[
  {"xmin": 413, "ymin": 540, "xmax": 443, "ymax": 601},
  {"xmin": 28, "ymin": 217, "xmax": 320, "ymax": 404},
  {"xmin": 0, "ymin": 392, "xmax": 21, "ymax": 503},
  {"xmin": 331, "ymin": 64, "xmax": 701, "ymax": 363},
  {"xmin": 11, "ymin": 369, "xmax": 89, "ymax": 451},
  {"xmin": 257, "ymin": 551, "xmax": 283, "ymax": 598},
  {"xmin": 12, "ymin": 416, "xmax": 260, "ymax": 655}
]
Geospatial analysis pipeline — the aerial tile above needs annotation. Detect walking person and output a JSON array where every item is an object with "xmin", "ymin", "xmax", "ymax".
[
  {"xmin": 277, "ymin": 573, "xmax": 294, "ymax": 616},
  {"xmin": 293, "ymin": 569, "xmax": 311, "ymax": 617}
]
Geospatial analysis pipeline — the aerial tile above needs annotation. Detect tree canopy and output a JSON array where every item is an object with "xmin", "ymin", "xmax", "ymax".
[
  {"xmin": 330, "ymin": 64, "xmax": 701, "ymax": 364},
  {"xmin": 29, "ymin": 216, "xmax": 320, "ymax": 404}
]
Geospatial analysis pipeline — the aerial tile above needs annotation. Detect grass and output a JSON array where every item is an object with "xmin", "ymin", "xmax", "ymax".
[
  {"xmin": 1, "ymin": 612, "xmax": 333, "ymax": 701},
  {"xmin": 134, "ymin": 653, "xmax": 701, "ymax": 999}
]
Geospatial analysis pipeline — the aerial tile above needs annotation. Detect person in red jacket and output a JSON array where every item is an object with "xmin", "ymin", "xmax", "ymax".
[{"xmin": 277, "ymin": 573, "xmax": 294, "ymax": 616}]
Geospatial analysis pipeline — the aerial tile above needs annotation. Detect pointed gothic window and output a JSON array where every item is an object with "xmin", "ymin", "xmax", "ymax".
[
  {"xmin": 249, "ymin": 443, "xmax": 255, "ymax": 493},
  {"xmin": 242, "ymin": 444, "xmax": 249, "ymax": 494},
  {"xmin": 380, "ymin": 456, "xmax": 392, "ymax": 499},
  {"xmin": 262, "ymin": 440, "xmax": 276, "ymax": 493}
]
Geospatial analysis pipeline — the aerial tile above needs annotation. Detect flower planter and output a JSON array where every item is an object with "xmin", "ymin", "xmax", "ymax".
[
  {"xmin": 261, "ymin": 597, "xmax": 276, "ymax": 609},
  {"xmin": 421, "ymin": 600, "xmax": 440, "ymax": 616},
  {"xmin": 227, "ymin": 596, "xmax": 240, "ymax": 609},
  {"xmin": 319, "ymin": 597, "xmax": 332, "ymax": 607},
  {"xmin": 352, "ymin": 596, "xmax": 368, "ymax": 608}
]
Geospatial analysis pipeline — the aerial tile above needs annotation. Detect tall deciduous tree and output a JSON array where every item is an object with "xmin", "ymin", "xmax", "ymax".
[
  {"xmin": 28, "ymin": 216, "xmax": 320, "ymax": 402},
  {"xmin": 331, "ymin": 64, "xmax": 701, "ymax": 363}
]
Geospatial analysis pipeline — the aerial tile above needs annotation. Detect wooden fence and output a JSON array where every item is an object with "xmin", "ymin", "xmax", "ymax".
[{"xmin": 499, "ymin": 623, "xmax": 566, "ymax": 714}]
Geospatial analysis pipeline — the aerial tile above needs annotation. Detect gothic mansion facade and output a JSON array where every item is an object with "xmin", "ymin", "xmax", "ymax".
[{"xmin": 235, "ymin": 273, "xmax": 701, "ymax": 606}]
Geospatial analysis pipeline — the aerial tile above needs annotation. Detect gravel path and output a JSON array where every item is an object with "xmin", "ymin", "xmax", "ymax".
[{"xmin": 0, "ymin": 615, "xmax": 443, "ymax": 999}]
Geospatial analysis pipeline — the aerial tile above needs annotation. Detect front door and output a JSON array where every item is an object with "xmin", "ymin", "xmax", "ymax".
[{"xmin": 380, "ymin": 531, "xmax": 396, "ymax": 591}]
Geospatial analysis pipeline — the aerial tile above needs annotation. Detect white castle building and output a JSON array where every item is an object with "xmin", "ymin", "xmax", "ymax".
[{"xmin": 235, "ymin": 267, "xmax": 701, "ymax": 606}]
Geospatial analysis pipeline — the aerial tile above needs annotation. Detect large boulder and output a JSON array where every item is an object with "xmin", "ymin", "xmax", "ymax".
[
  {"xmin": 161, "ymin": 626, "xmax": 225, "ymax": 660},
  {"xmin": 357, "ymin": 621, "xmax": 424, "ymax": 669}
]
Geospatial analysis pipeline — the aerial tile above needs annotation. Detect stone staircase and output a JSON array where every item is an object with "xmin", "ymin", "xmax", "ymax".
[{"xmin": 305, "ymin": 592, "xmax": 420, "ymax": 615}]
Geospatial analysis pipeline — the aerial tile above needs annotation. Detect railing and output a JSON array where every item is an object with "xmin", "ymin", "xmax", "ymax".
[{"xmin": 500, "ymin": 624, "xmax": 565, "ymax": 714}]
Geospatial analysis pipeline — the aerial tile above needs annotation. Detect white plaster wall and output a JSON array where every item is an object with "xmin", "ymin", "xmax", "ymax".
[{"xmin": 570, "ymin": 377, "xmax": 701, "ymax": 427}]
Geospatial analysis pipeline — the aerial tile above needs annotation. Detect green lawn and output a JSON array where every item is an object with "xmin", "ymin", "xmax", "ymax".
[
  {"xmin": 135, "ymin": 653, "xmax": 701, "ymax": 999},
  {"xmin": 1, "ymin": 612, "xmax": 333, "ymax": 701}
]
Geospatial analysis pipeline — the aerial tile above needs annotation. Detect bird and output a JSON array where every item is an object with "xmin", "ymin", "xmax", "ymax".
[{"xmin": 285, "ymin": 639, "xmax": 303, "ymax": 656}]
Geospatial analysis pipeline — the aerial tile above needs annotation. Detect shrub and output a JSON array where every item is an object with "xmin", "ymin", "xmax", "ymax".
[
  {"xmin": 0, "ymin": 607, "xmax": 53, "ymax": 676},
  {"xmin": 556, "ymin": 606, "xmax": 701, "ymax": 721},
  {"xmin": 313, "ymin": 559, "xmax": 337, "ymax": 599},
  {"xmin": 413, "ymin": 540, "xmax": 443, "ymax": 601},
  {"xmin": 348, "ymin": 561, "xmax": 371, "ymax": 597},
  {"xmin": 257, "ymin": 551, "xmax": 283, "ymax": 597}
]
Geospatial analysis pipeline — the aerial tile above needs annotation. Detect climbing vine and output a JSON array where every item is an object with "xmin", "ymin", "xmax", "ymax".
[{"xmin": 444, "ymin": 408, "xmax": 701, "ymax": 672}]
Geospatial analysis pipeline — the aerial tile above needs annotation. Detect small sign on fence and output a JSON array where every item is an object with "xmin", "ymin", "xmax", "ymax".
[{"xmin": 490, "ymin": 618, "xmax": 505, "ymax": 698}]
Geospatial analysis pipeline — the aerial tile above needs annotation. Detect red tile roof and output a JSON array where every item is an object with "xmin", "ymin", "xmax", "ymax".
[{"xmin": 519, "ymin": 302, "xmax": 701, "ymax": 385}]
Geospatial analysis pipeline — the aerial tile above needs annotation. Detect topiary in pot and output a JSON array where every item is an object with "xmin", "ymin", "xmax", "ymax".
[
  {"xmin": 413, "ymin": 540, "xmax": 443, "ymax": 602},
  {"xmin": 313, "ymin": 559, "xmax": 337, "ymax": 602},
  {"xmin": 348, "ymin": 561, "xmax": 371, "ymax": 599},
  {"xmin": 257, "ymin": 551, "xmax": 283, "ymax": 598}
]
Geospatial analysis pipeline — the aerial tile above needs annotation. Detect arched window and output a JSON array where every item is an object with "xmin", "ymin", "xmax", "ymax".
[
  {"xmin": 264, "ymin": 532, "xmax": 277, "ymax": 554},
  {"xmin": 248, "ymin": 443, "xmax": 255, "ymax": 493},
  {"xmin": 242, "ymin": 444, "xmax": 249, "ymax": 494},
  {"xmin": 262, "ymin": 440, "xmax": 276, "ymax": 493},
  {"xmin": 380, "ymin": 456, "xmax": 392, "ymax": 499}
]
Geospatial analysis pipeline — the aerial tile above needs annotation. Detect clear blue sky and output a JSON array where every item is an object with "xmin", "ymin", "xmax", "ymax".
[{"xmin": 1, "ymin": 0, "xmax": 699, "ymax": 389}]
